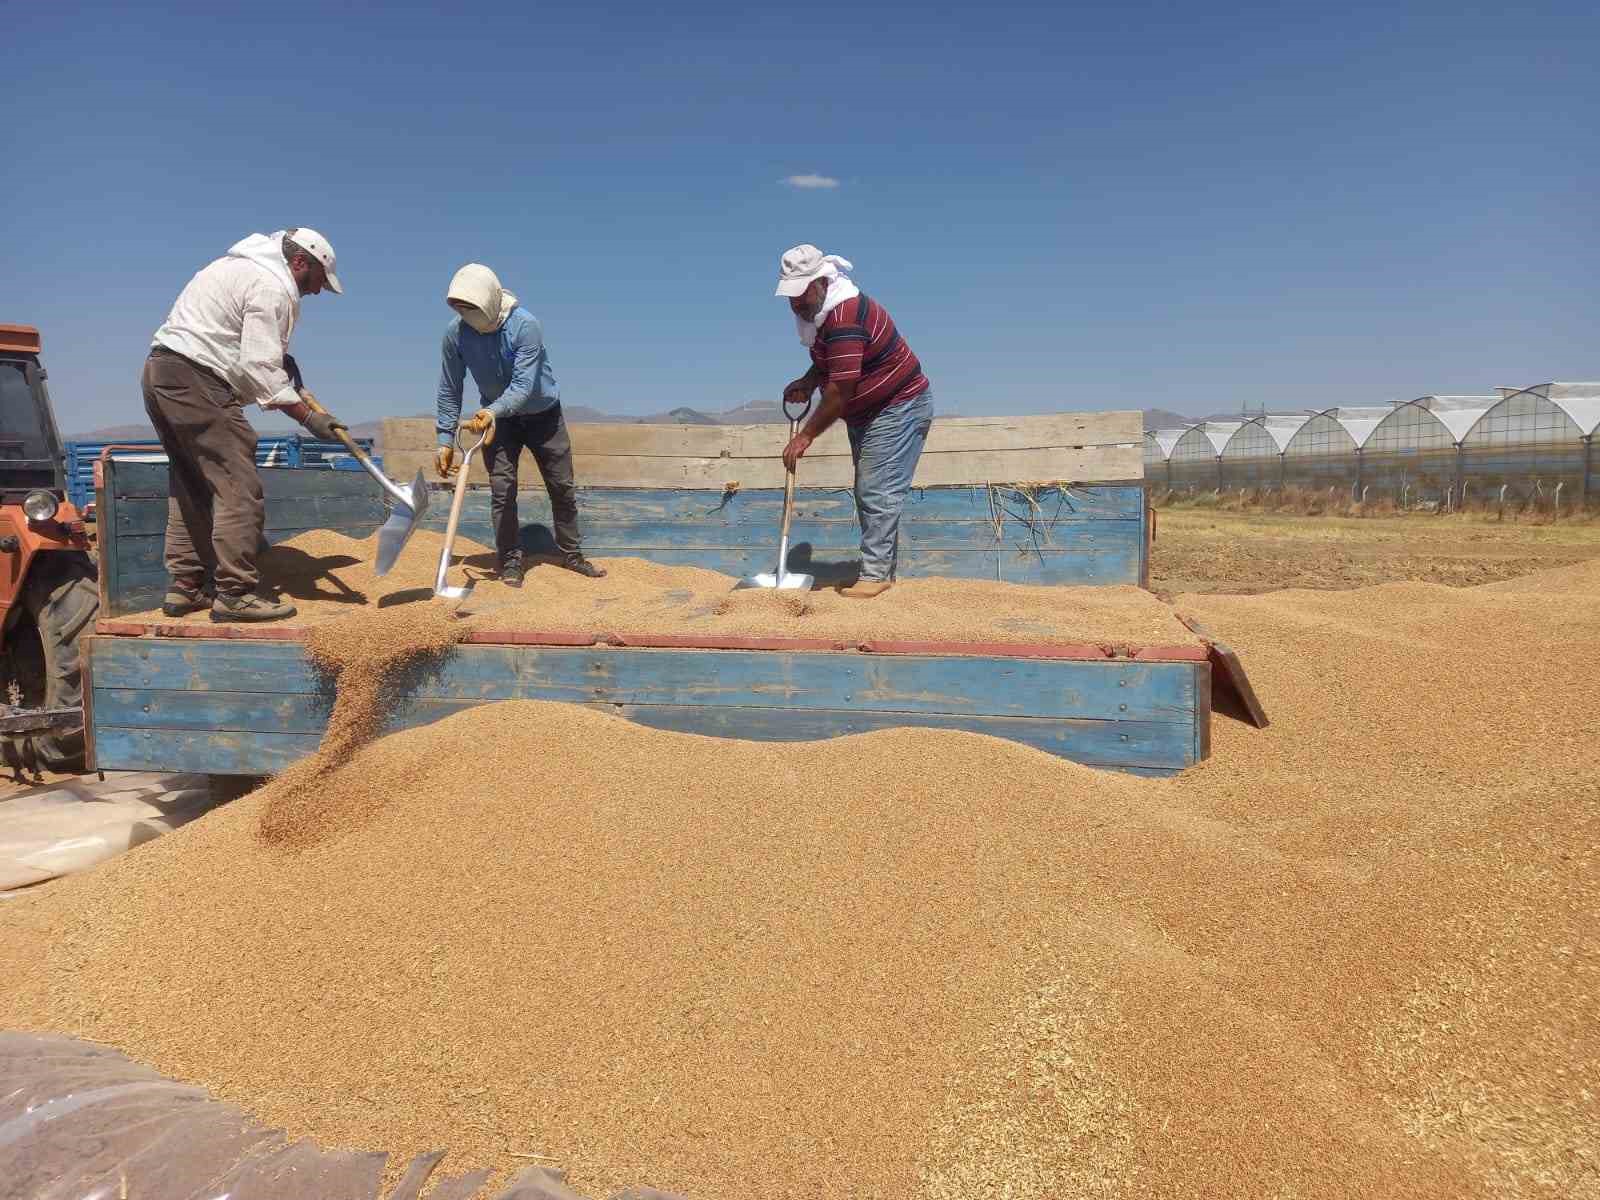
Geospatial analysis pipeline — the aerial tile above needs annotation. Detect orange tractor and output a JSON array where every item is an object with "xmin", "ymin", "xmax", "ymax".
[{"xmin": 0, "ymin": 325, "xmax": 98, "ymax": 777}]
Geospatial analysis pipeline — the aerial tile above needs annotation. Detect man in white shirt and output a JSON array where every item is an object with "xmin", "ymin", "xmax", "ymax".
[{"xmin": 143, "ymin": 228, "xmax": 349, "ymax": 622}]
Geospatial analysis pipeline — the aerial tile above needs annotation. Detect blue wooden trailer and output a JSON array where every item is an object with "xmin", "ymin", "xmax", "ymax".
[{"xmin": 83, "ymin": 413, "xmax": 1253, "ymax": 782}]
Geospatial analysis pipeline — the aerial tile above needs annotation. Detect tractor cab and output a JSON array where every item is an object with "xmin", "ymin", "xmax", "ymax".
[{"xmin": 0, "ymin": 325, "xmax": 99, "ymax": 779}]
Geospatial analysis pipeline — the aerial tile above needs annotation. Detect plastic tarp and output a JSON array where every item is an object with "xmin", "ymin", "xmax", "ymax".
[
  {"xmin": 0, "ymin": 1032, "xmax": 689, "ymax": 1200},
  {"xmin": 0, "ymin": 773, "xmax": 217, "ymax": 893},
  {"xmin": 1196, "ymin": 421, "xmax": 1243, "ymax": 455},
  {"xmin": 1147, "ymin": 428, "xmax": 1187, "ymax": 459},
  {"xmin": 1408, "ymin": 395, "xmax": 1497, "ymax": 443},
  {"xmin": 1252, "ymin": 414, "xmax": 1312, "ymax": 452},
  {"xmin": 1320, "ymin": 407, "xmax": 1393, "ymax": 449}
]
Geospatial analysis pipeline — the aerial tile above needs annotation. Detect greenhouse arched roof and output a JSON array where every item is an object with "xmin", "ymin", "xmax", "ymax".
[
  {"xmin": 1403, "ymin": 395, "xmax": 1498, "ymax": 442},
  {"xmin": 1146, "ymin": 428, "xmax": 1188, "ymax": 459},
  {"xmin": 1319, "ymin": 406, "xmax": 1393, "ymax": 448},
  {"xmin": 1492, "ymin": 383, "xmax": 1600, "ymax": 438}
]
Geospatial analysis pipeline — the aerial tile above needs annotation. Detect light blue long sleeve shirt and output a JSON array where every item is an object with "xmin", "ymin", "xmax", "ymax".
[{"xmin": 435, "ymin": 307, "xmax": 560, "ymax": 446}]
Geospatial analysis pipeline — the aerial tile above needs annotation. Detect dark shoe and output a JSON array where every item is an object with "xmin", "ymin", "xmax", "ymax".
[
  {"xmin": 162, "ymin": 579, "xmax": 214, "ymax": 617},
  {"xmin": 211, "ymin": 592, "xmax": 298, "ymax": 623},
  {"xmin": 563, "ymin": 554, "xmax": 606, "ymax": 579},
  {"xmin": 499, "ymin": 554, "xmax": 526, "ymax": 588}
]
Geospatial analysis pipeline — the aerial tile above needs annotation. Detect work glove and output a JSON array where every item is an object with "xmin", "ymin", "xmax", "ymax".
[
  {"xmin": 435, "ymin": 444, "xmax": 458, "ymax": 478},
  {"xmin": 296, "ymin": 392, "xmax": 345, "ymax": 443},
  {"xmin": 463, "ymin": 408, "xmax": 496, "ymax": 444}
]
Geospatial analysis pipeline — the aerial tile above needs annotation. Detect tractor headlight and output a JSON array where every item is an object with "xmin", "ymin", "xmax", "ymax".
[{"xmin": 22, "ymin": 490, "xmax": 59, "ymax": 522}]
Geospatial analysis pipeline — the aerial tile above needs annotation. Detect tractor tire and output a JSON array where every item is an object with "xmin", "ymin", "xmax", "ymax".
[{"xmin": 7, "ymin": 553, "xmax": 99, "ymax": 774}]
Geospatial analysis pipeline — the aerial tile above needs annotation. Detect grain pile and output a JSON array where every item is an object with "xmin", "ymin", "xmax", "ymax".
[
  {"xmin": 129, "ymin": 528, "xmax": 1203, "ymax": 649},
  {"xmin": 5, "ymin": 561, "xmax": 1599, "ymax": 1199}
]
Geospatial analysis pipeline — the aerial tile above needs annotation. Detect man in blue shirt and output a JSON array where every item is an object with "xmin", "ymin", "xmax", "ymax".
[{"xmin": 434, "ymin": 263, "xmax": 603, "ymax": 584}]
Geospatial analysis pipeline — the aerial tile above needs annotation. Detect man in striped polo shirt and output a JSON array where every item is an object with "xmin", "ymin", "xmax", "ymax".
[{"xmin": 775, "ymin": 245, "xmax": 934, "ymax": 598}]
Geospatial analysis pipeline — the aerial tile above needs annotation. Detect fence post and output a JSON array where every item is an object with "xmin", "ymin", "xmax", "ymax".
[{"xmin": 1583, "ymin": 435, "xmax": 1593, "ymax": 510}]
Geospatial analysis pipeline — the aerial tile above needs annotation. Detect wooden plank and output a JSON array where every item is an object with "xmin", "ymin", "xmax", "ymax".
[
  {"xmin": 94, "ymin": 726, "xmax": 323, "ymax": 775},
  {"xmin": 110, "ymin": 461, "xmax": 385, "ymax": 502},
  {"xmin": 379, "ymin": 412, "xmax": 1145, "ymax": 455},
  {"xmin": 91, "ymin": 689, "xmax": 1195, "ymax": 770},
  {"xmin": 93, "ymin": 703, "xmax": 1189, "ymax": 775},
  {"xmin": 437, "ymin": 484, "xmax": 1148, "ymax": 522},
  {"xmin": 1177, "ymin": 615, "xmax": 1269, "ymax": 729},
  {"xmin": 81, "ymin": 635, "xmax": 98, "ymax": 774},
  {"xmin": 111, "ymin": 495, "xmax": 389, "ymax": 537},
  {"xmin": 382, "ymin": 444, "xmax": 1144, "ymax": 489},
  {"xmin": 105, "ymin": 533, "xmax": 1142, "ymax": 584},
  {"xmin": 88, "ymin": 640, "xmax": 1199, "ymax": 722}
]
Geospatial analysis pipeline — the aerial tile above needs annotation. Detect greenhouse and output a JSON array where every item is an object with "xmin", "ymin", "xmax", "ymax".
[
  {"xmin": 1141, "ymin": 383, "xmax": 1599, "ymax": 508},
  {"xmin": 1165, "ymin": 421, "xmax": 1242, "ymax": 490},
  {"xmin": 1459, "ymin": 384, "xmax": 1600, "ymax": 504},
  {"xmin": 1219, "ymin": 415, "xmax": 1311, "ymax": 490}
]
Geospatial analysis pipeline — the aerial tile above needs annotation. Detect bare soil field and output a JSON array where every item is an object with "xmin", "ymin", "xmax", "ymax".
[{"xmin": 1150, "ymin": 507, "xmax": 1600, "ymax": 596}]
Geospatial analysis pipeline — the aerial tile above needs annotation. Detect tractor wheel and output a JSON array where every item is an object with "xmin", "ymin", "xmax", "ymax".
[{"xmin": 5, "ymin": 552, "xmax": 100, "ymax": 774}]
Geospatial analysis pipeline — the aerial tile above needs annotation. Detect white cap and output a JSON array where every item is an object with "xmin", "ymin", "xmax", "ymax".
[
  {"xmin": 287, "ymin": 227, "xmax": 343, "ymax": 294},
  {"xmin": 774, "ymin": 243, "xmax": 828, "ymax": 296}
]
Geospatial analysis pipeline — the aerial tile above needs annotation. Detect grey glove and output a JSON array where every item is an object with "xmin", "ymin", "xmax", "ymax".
[{"xmin": 303, "ymin": 408, "xmax": 345, "ymax": 443}]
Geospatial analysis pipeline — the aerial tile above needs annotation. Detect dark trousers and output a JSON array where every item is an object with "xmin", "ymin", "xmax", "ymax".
[
  {"xmin": 481, "ymin": 405, "xmax": 581, "ymax": 560},
  {"xmin": 140, "ymin": 350, "xmax": 264, "ymax": 595}
]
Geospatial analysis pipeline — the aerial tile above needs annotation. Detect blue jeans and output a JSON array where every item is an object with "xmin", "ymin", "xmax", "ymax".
[{"xmin": 847, "ymin": 390, "xmax": 934, "ymax": 581}]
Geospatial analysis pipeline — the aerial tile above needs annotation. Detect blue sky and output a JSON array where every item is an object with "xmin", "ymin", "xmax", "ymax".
[{"xmin": 5, "ymin": 0, "xmax": 1595, "ymax": 433}]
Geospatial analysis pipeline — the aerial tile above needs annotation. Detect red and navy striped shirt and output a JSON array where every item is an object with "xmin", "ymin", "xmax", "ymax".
[{"xmin": 810, "ymin": 293, "xmax": 929, "ymax": 424}]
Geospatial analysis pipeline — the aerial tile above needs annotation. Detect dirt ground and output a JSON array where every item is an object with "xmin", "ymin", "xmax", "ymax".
[{"xmin": 1149, "ymin": 507, "xmax": 1600, "ymax": 596}]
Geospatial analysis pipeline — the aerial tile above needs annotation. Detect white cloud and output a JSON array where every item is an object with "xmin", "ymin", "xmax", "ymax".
[{"xmin": 782, "ymin": 173, "xmax": 841, "ymax": 190}]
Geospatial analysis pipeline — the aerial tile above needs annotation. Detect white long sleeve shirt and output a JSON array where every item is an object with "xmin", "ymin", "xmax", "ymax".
[{"xmin": 151, "ymin": 232, "xmax": 303, "ymax": 410}]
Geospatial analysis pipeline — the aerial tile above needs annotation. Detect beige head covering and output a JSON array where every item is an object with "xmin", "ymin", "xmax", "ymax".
[{"xmin": 446, "ymin": 264, "xmax": 519, "ymax": 334}]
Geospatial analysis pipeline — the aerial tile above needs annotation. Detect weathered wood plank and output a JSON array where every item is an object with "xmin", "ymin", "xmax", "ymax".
[
  {"xmin": 93, "ymin": 726, "xmax": 322, "ymax": 775},
  {"xmin": 111, "ymin": 494, "xmax": 389, "ymax": 537},
  {"xmin": 98, "ymin": 473, "xmax": 1147, "ymax": 616},
  {"xmin": 107, "ymin": 461, "xmax": 388, "ymax": 502},
  {"xmin": 105, "ymin": 536, "xmax": 1144, "ymax": 601},
  {"xmin": 88, "ymin": 640, "xmax": 1198, "ymax": 722},
  {"xmin": 382, "ymin": 445, "xmax": 1145, "ymax": 489},
  {"xmin": 380, "ymin": 412, "xmax": 1144, "ymax": 455},
  {"xmin": 92, "ymin": 704, "xmax": 1189, "ymax": 776},
  {"xmin": 91, "ymin": 689, "xmax": 1196, "ymax": 769}
]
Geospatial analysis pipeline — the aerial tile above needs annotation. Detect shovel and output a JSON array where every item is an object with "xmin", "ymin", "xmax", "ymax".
[
  {"xmin": 300, "ymin": 394, "xmax": 430, "ymax": 577},
  {"xmin": 734, "ymin": 395, "xmax": 814, "ymax": 592},
  {"xmin": 433, "ymin": 425, "xmax": 492, "ymax": 600}
]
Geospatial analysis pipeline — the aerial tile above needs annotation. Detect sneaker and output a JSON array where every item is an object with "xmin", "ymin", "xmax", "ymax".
[
  {"xmin": 162, "ymin": 579, "xmax": 214, "ymax": 617},
  {"xmin": 563, "ymin": 554, "xmax": 606, "ymax": 579},
  {"xmin": 211, "ymin": 592, "xmax": 298, "ymax": 623},
  {"xmin": 841, "ymin": 579, "xmax": 893, "ymax": 599},
  {"xmin": 499, "ymin": 553, "xmax": 526, "ymax": 588}
]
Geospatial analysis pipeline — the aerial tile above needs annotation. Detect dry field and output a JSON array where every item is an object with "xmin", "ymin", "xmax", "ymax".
[{"xmin": 1150, "ymin": 506, "xmax": 1600, "ymax": 596}]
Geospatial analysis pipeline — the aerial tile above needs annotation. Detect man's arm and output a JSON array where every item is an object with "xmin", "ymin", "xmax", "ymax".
[
  {"xmin": 237, "ymin": 282, "xmax": 301, "ymax": 409},
  {"xmin": 436, "ymin": 329, "xmax": 467, "ymax": 446},
  {"xmin": 782, "ymin": 378, "xmax": 856, "ymax": 471},
  {"xmin": 486, "ymin": 315, "xmax": 558, "ymax": 421}
]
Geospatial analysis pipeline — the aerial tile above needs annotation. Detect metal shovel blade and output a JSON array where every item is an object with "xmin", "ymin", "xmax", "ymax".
[
  {"xmin": 734, "ymin": 570, "xmax": 814, "ymax": 590},
  {"xmin": 372, "ymin": 469, "xmax": 431, "ymax": 577}
]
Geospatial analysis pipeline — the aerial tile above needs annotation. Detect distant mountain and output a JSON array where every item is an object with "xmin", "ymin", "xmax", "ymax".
[{"xmin": 64, "ymin": 423, "xmax": 159, "ymax": 442}]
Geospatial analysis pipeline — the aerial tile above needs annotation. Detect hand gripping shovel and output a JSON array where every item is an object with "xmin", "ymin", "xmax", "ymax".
[
  {"xmin": 300, "ymin": 394, "xmax": 430, "ymax": 577},
  {"xmin": 434, "ymin": 425, "xmax": 492, "ymax": 600},
  {"xmin": 734, "ymin": 395, "xmax": 815, "ymax": 591}
]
